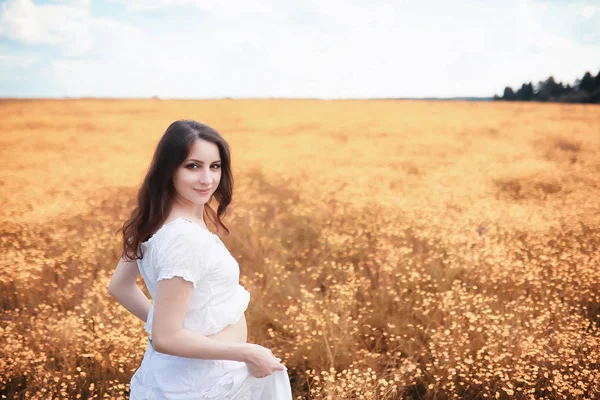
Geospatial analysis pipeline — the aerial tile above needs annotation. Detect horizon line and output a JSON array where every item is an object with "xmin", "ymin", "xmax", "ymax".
[{"xmin": 0, "ymin": 96, "xmax": 494, "ymax": 101}]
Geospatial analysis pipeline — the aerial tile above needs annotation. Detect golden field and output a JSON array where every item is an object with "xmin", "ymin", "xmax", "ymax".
[{"xmin": 0, "ymin": 99, "xmax": 599, "ymax": 399}]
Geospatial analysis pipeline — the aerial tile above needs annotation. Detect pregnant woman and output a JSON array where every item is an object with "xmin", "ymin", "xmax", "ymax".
[{"xmin": 108, "ymin": 120, "xmax": 293, "ymax": 399}]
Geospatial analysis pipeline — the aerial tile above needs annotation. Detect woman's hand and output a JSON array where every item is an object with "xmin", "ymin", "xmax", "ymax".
[{"xmin": 242, "ymin": 343, "xmax": 285, "ymax": 378}]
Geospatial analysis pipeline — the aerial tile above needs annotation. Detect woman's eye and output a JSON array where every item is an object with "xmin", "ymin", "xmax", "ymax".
[{"xmin": 186, "ymin": 164, "xmax": 220, "ymax": 169}]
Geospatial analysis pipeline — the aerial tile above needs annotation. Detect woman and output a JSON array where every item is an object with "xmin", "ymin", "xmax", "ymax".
[{"xmin": 108, "ymin": 120, "xmax": 293, "ymax": 399}]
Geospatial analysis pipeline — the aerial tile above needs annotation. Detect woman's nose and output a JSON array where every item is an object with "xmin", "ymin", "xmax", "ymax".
[{"xmin": 199, "ymin": 168, "xmax": 212, "ymax": 184}]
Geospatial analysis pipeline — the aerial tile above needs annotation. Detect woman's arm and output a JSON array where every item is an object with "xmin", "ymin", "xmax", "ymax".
[
  {"xmin": 152, "ymin": 277, "xmax": 283, "ymax": 379},
  {"xmin": 107, "ymin": 256, "xmax": 152, "ymax": 322},
  {"xmin": 151, "ymin": 277, "xmax": 246, "ymax": 359}
]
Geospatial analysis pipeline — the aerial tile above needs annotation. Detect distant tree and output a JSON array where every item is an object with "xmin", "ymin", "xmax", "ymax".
[
  {"xmin": 536, "ymin": 76, "xmax": 561, "ymax": 101},
  {"xmin": 559, "ymin": 91, "xmax": 591, "ymax": 103},
  {"xmin": 590, "ymin": 71, "xmax": 600, "ymax": 103},
  {"xmin": 555, "ymin": 82, "xmax": 567, "ymax": 98},
  {"xmin": 502, "ymin": 86, "xmax": 516, "ymax": 101},
  {"xmin": 591, "ymin": 70, "xmax": 600, "ymax": 101},
  {"xmin": 493, "ymin": 69, "xmax": 600, "ymax": 103},
  {"xmin": 578, "ymin": 71, "xmax": 595, "ymax": 93},
  {"xmin": 531, "ymin": 80, "xmax": 543, "ymax": 101},
  {"xmin": 515, "ymin": 82, "xmax": 534, "ymax": 101}
]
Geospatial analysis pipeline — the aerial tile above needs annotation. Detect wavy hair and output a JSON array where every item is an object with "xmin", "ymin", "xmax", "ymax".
[{"xmin": 117, "ymin": 120, "xmax": 233, "ymax": 261}]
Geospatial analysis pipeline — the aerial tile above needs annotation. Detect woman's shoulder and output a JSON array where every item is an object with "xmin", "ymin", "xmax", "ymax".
[{"xmin": 151, "ymin": 217, "xmax": 217, "ymax": 249}]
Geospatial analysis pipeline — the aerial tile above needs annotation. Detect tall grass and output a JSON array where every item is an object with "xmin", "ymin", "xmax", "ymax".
[{"xmin": 1, "ymin": 99, "xmax": 599, "ymax": 399}]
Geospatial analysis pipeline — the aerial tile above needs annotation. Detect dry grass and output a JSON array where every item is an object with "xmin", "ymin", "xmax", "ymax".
[{"xmin": 1, "ymin": 99, "xmax": 599, "ymax": 399}]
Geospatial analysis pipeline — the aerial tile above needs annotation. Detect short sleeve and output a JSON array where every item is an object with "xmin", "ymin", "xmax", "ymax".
[{"xmin": 155, "ymin": 233, "xmax": 210, "ymax": 289}]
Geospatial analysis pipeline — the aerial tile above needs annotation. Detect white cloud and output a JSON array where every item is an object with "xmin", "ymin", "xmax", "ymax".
[
  {"xmin": 582, "ymin": 5, "xmax": 598, "ymax": 19},
  {"xmin": 0, "ymin": 0, "xmax": 91, "ymax": 54},
  {"xmin": 2, "ymin": 0, "xmax": 599, "ymax": 97},
  {"xmin": 48, "ymin": 16, "xmax": 226, "ymax": 97},
  {"xmin": 506, "ymin": 0, "xmax": 600, "ymax": 88},
  {"xmin": 116, "ymin": 0, "xmax": 282, "ymax": 17},
  {"xmin": 0, "ymin": 53, "xmax": 41, "ymax": 73},
  {"xmin": 44, "ymin": 2, "xmax": 505, "ymax": 98}
]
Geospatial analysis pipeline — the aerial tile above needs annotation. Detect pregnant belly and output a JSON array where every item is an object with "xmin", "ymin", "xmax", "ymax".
[{"xmin": 205, "ymin": 313, "xmax": 248, "ymax": 343}]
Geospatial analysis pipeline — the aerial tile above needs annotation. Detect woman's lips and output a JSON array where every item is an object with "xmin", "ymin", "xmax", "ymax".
[{"xmin": 194, "ymin": 188, "xmax": 211, "ymax": 195}]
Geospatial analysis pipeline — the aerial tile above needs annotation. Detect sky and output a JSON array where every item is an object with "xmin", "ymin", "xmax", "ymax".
[{"xmin": 0, "ymin": 0, "xmax": 599, "ymax": 99}]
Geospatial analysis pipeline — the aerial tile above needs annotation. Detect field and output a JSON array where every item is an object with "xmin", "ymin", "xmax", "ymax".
[{"xmin": 1, "ymin": 99, "xmax": 599, "ymax": 399}]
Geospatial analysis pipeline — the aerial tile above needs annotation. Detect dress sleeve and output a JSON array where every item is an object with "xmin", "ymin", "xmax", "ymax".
[{"xmin": 155, "ymin": 233, "xmax": 210, "ymax": 289}]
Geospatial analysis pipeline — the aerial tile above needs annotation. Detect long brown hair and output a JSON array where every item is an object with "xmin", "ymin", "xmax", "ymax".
[{"xmin": 117, "ymin": 120, "xmax": 233, "ymax": 261}]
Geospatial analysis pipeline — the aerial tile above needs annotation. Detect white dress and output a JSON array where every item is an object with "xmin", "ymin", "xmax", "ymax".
[{"xmin": 129, "ymin": 217, "xmax": 293, "ymax": 399}]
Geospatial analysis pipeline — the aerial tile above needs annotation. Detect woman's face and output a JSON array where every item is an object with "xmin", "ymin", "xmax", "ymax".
[{"xmin": 172, "ymin": 138, "xmax": 222, "ymax": 206}]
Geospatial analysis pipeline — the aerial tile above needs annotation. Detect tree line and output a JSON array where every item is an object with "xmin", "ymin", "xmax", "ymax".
[{"xmin": 494, "ymin": 70, "xmax": 600, "ymax": 103}]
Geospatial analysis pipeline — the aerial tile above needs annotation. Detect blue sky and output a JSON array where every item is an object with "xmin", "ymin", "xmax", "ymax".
[{"xmin": 1, "ymin": 0, "xmax": 599, "ymax": 98}]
